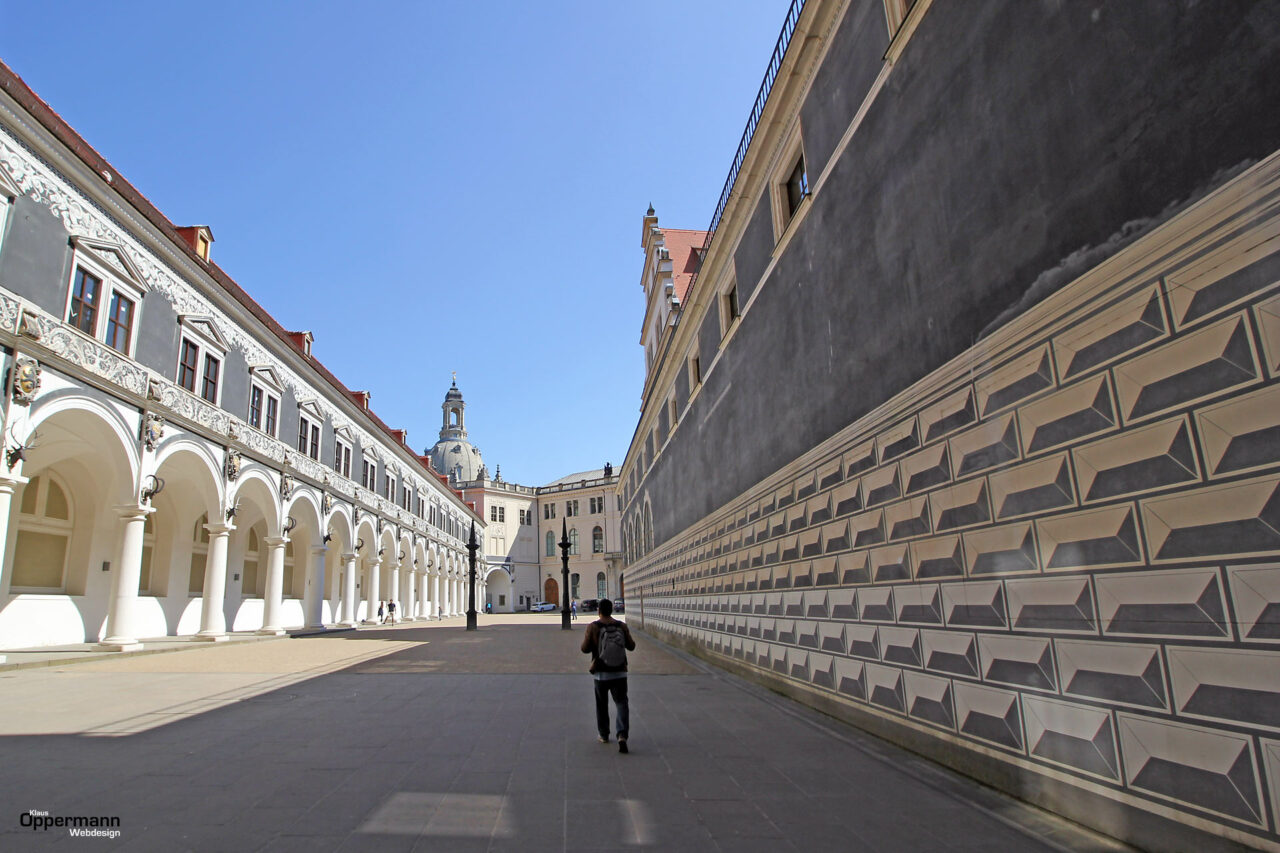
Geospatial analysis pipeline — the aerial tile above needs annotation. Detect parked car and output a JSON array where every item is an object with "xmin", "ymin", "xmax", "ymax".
[
  {"xmin": 531, "ymin": 601, "xmax": 556, "ymax": 612},
  {"xmin": 614, "ymin": 599, "xmax": 625, "ymax": 614},
  {"xmin": 580, "ymin": 599, "xmax": 599, "ymax": 613}
]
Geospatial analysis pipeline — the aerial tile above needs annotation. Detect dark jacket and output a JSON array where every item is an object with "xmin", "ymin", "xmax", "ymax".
[{"xmin": 581, "ymin": 617, "xmax": 636, "ymax": 674}]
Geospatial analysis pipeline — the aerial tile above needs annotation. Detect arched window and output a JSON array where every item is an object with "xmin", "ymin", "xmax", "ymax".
[
  {"xmin": 569, "ymin": 528, "xmax": 579, "ymax": 556},
  {"xmin": 545, "ymin": 530, "xmax": 555, "ymax": 557},
  {"xmin": 11, "ymin": 473, "xmax": 73, "ymax": 590},
  {"xmin": 596, "ymin": 571, "xmax": 606, "ymax": 599},
  {"xmin": 189, "ymin": 513, "xmax": 209, "ymax": 595},
  {"xmin": 592, "ymin": 526, "xmax": 604, "ymax": 554},
  {"xmin": 571, "ymin": 572, "xmax": 579, "ymax": 599}
]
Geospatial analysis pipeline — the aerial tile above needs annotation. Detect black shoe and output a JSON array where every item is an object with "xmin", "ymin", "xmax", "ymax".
[
  {"xmin": 598, "ymin": 734, "xmax": 609, "ymax": 743},
  {"xmin": 618, "ymin": 739, "xmax": 628, "ymax": 754}
]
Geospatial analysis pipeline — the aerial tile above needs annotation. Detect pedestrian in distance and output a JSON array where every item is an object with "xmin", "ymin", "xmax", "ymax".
[
  {"xmin": 388, "ymin": 600, "xmax": 396, "ymax": 624},
  {"xmin": 581, "ymin": 598, "xmax": 636, "ymax": 753},
  {"xmin": 571, "ymin": 600, "xmax": 578, "ymax": 620},
  {"xmin": 378, "ymin": 601, "xmax": 385, "ymax": 624}
]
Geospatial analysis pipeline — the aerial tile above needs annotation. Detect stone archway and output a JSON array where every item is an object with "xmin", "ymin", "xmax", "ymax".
[{"xmin": 543, "ymin": 578, "xmax": 557, "ymax": 606}]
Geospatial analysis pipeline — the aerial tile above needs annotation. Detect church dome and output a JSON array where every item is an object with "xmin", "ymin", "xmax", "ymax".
[{"xmin": 427, "ymin": 377, "xmax": 485, "ymax": 484}]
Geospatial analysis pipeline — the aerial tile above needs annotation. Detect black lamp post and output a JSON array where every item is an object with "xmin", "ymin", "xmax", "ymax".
[
  {"xmin": 559, "ymin": 519, "xmax": 571, "ymax": 630},
  {"xmin": 466, "ymin": 521, "xmax": 478, "ymax": 631}
]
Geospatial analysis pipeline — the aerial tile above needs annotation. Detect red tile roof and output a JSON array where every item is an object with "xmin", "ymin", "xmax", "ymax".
[
  {"xmin": 0, "ymin": 60, "xmax": 479, "ymax": 521},
  {"xmin": 658, "ymin": 228, "xmax": 709, "ymax": 303}
]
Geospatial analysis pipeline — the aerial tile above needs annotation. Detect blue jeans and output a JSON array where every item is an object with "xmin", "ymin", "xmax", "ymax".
[{"xmin": 594, "ymin": 677, "xmax": 629, "ymax": 739}]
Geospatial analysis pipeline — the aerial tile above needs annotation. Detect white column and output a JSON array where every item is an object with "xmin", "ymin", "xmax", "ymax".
[
  {"xmin": 101, "ymin": 504, "xmax": 153, "ymax": 651},
  {"xmin": 305, "ymin": 545, "xmax": 327, "ymax": 628},
  {"xmin": 0, "ymin": 473, "xmax": 24, "ymax": 662},
  {"xmin": 196, "ymin": 520, "xmax": 234, "ymax": 641},
  {"xmin": 341, "ymin": 552, "xmax": 358, "ymax": 626},
  {"xmin": 430, "ymin": 571, "xmax": 440, "ymax": 619},
  {"xmin": 403, "ymin": 560, "xmax": 416, "ymax": 621},
  {"xmin": 259, "ymin": 536, "xmax": 287, "ymax": 635},
  {"xmin": 389, "ymin": 561, "xmax": 400, "ymax": 623},
  {"xmin": 366, "ymin": 558, "xmax": 381, "ymax": 623},
  {"xmin": 418, "ymin": 572, "xmax": 428, "ymax": 618}
]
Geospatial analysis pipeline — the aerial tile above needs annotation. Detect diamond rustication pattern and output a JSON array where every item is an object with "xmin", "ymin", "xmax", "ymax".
[{"xmin": 631, "ymin": 210, "xmax": 1280, "ymax": 845}]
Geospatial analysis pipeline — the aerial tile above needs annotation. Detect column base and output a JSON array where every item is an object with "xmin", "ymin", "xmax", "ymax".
[
  {"xmin": 340, "ymin": 620, "xmax": 358, "ymax": 628},
  {"xmin": 194, "ymin": 633, "xmax": 229, "ymax": 642},
  {"xmin": 99, "ymin": 640, "xmax": 143, "ymax": 652},
  {"xmin": 257, "ymin": 628, "xmax": 286, "ymax": 636}
]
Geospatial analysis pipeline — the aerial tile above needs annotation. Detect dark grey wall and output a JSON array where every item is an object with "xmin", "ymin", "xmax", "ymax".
[
  {"xmin": 733, "ymin": 196, "xmax": 774, "ymax": 304},
  {"xmin": 0, "ymin": 196, "xmax": 70, "ymax": 315},
  {"xmin": 631, "ymin": 0, "xmax": 1280, "ymax": 548},
  {"xmin": 798, "ymin": 0, "xmax": 886, "ymax": 179},
  {"xmin": 134, "ymin": 298, "xmax": 177, "ymax": 382},
  {"xmin": 221, "ymin": 348, "xmax": 249, "ymax": 422}
]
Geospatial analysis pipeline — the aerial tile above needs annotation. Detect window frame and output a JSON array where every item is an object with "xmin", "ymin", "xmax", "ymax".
[
  {"xmin": 248, "ymin": 366, "xmax": 283, "ymax": 439},
  {"xmin": 769, "ymin": 127, "xmax": 811, "ymax": 245},
  {"xmin": 297, "ymin": 400, "xmax": 323, "ymax": 461},
  {"xmin": 174, "ymin": 315, "xmax": 229, "ymax": 406},
  {"xmin": 63, "ymin": 240, "xmax": 146, "ymax": 359},
  {"xmin": 361, "ymin": 454, "xmax": 378, "ymax": 491},
  {"xmin": 333, "ymin": 429, "xmax": 353, "ymax": 479}
]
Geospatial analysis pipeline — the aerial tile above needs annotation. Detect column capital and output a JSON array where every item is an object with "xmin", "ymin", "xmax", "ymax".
[
  {"xmin": 310, "ymin": 545, "xmax": 328, "ymax": 557},
  {"xmin": 342, "ymin": 552, "xmax": 357, "ymax": 562},
  {"xmin": 264, "ymin": 535, "xmax": 289, "ymax": 548},
  {"xmin": 204, "ymin": 521, "xmax": 235, "ymax": 537},
  {"xmin": 0, "ymin": 471, "xmax": 29, "ymax": 491},
  {"xmin": 114, "ymin": 503, "xmax": 156, "ymax": 521}
]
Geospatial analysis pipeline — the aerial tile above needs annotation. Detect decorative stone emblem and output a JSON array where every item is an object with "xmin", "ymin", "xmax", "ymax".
[
  {"xmin": 10, "ymin": 356, "xmax": 40, "ymax": 405},
  {"xmin": 147, "ymin": 378, "xmax": 163, "ymax": 402},
  {"xmin": 280, "ymin": 472, "xmax": 294, "ymax": 500},
  {"xmin": 142, "ymin": 412, "xmax": 165, "ymax": 452},
  {"xmin": 227, "ymin": 422, "xmax": 240, "ymax": 441},
  {"xmin": 322, "ymin": 492, "xmax": 333, "ymax": 515},
  {"xmin": 17, "ymin": 310, "xmax": 42, "ymax": 340},
  {"xmin": 224, "ymin": 448, "xmax": 242, "ymax": 482},
  {"xmin": 352, "ymin": 505, "xmax": 361, "ymax": 525}
]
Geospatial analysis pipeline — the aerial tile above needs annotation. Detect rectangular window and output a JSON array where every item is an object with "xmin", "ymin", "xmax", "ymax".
[
  {"xmin": 334, "ymin": 438, "xmax": 352, "ymax": 478},
  {"xmin": 249, "ymin": 386, "xmax": 264, "ymax": 429},
  {"xmin": 691, "ymin": 355, "xmax": 702, "ymax": 387},
  {"xmin": 298, "ymin": 415, "xmax": 320, "ymax": 460},
  {"xmin": 566, "ymin": 499, "xmax": 579, "ymax": 517},
  {"xmin": 785, "ymin": 155, "xmax": 808, "ymax": 218},
  {"xmin": 265, "ymin": 396, "xmax": 278, "ymax": 437},
  {"xmin": 201, "ymin": 354, "xmax": 220, "ymax": 403},
  {"xmin": 362, "ymin": 457, "xmax": 376, "ymax": 490},
  {"xmin": 105, "ymin": 292, "xmax": 135, "ymax": 353},
  {"xmin": 386, "ymin": 475, "xmax": 396, "ymax": 501},
  {"xmin": 178, "ymin": 339, "xmax": 199, "ymax": 392},
  {"xmin": 68, "ymin": 268, "xmax": 101, "ymax": 335},
  {"xmin": 498, "ymin": 506, "xmax": 505, "ymax": 522},
  {"xmin": 490, "ymin": 506, "xmax": 499, "ymax": 522}
]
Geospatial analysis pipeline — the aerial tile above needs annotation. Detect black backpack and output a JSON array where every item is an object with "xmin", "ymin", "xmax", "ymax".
[{"xmin": 597, "ymin": 623, "xmax": 627, "ymax": 669}]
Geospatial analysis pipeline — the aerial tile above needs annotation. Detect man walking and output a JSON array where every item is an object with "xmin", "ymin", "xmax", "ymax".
[{"xmin": 581, "ymin": 599, "xmax": 636, "ymax": 753}]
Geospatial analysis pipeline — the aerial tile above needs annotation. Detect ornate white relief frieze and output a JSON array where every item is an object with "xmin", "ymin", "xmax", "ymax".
[
  {"xmin": 19, "ymin": 310, "xmax": 149, "ymax": 396},
  {"xmin": 0, "ymin": 294, "xmax": 21, "ymax": 334},
  {"xmin": 147, "ymin": 379, "xmax": 230, "ymax": 434}
]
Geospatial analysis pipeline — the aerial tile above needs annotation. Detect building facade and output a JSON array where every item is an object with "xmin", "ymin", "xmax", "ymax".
[
  {"xmin": 0, "ymin": 61, "xmax": 485, "ymax": 651},
  {"xmin": 620, "ymin": 1, "xmax": 1280, "ymax": 850},
  {"xmin": 428, "ymin": 381, "xmax": 624, "ymax": 614}
]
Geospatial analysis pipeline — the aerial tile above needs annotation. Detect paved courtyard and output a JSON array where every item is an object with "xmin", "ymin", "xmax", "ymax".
[{"xmin": 0, "ymin": 614, "xmax": 1127, "ymax": 851}]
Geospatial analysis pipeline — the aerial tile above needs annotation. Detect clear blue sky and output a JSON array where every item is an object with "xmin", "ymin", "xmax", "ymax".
[{"xmin": 1, "ymin": 0, "xmax": 789, "ymax": 485}]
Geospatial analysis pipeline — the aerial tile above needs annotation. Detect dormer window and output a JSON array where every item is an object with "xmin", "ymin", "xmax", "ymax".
[
  {"xmin": 176, "ymin": 315, "xmax": 228, "ymax": 405},
  {"xmin": 175, "ymin": 225, "xmax": 214, "ymax": 262},
  {"xmin": 65, "ymin": 239, "xmax": 146, "ymax": 358}
]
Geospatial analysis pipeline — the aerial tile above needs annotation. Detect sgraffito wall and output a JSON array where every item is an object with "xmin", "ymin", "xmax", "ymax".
[{"xmin": 630, "ymin": 156, "xmax": 1280, "ymax": 851}]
